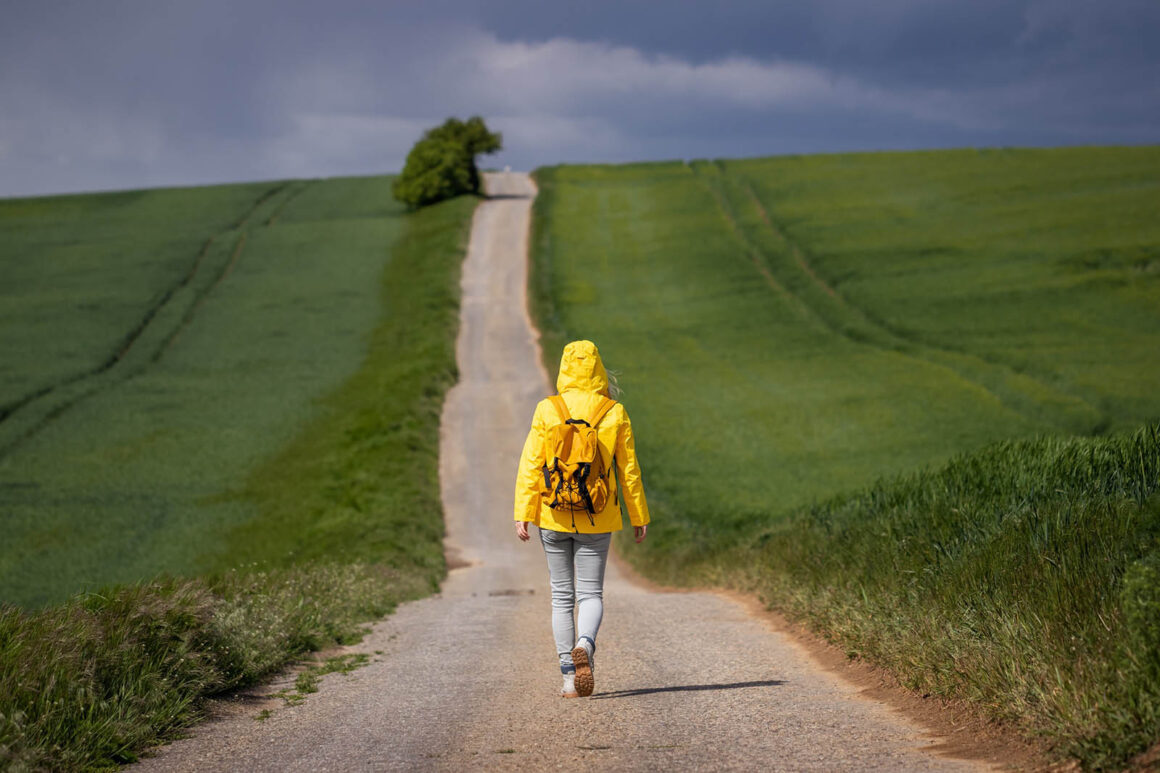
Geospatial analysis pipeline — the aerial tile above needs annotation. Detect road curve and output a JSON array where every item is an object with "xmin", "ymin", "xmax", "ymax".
[{"xmin": 134, "ymin": 173, "xmax": 987, "ymax": 772}]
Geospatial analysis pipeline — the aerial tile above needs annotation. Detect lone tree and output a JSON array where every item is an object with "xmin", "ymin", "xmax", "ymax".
[{"xmin": 393, "ymin": 116, "xmax": 502, "ymax": 208}]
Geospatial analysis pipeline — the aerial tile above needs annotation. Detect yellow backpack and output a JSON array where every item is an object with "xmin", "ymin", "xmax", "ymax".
[{"xmin": 540, "ymin": 395, "xmax": 617, "ymax": 527}]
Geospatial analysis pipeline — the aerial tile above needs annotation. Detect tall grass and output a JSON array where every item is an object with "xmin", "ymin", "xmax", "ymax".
[
  {"xmin": 529, "ymin": 148, "xmax": 1160, "ymax": 768},
  {"xmin": 0, "ymin": 563, "xmax": 421, "ymax": 771},
  {"xmin": 698, "ymin": 427, "xmax": 1160, "ymax": 768}
]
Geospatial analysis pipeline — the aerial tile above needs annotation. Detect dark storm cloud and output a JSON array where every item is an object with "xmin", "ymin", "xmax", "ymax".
[{"xmin": 1, "ymin": 0, "xmax": 1157, "ymax": 197}]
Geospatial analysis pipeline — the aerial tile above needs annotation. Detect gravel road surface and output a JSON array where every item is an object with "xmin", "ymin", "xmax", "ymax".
[{"xmin": 134, "ymin": 173, "xmax": 987, "ymax": 772}]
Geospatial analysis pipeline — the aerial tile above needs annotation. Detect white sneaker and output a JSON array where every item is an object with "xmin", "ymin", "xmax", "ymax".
[
  {"xmin": 561, "ymin": 672, "xmax": 578, "ymax": 698},
  {"xmin": 571, "ymin": 637, "xmax": 595, "ymax": 697}
]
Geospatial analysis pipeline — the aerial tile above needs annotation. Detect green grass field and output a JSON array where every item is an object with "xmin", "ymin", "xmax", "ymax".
[
  {"xmin": 0, "ymin": 177, "xmax": 476, "ymax": 768},
  {"xmin": 0, "ymin": 177, "xmax": 472, "ymax": 607},
  {"xmin": 530, "ymin": 146, "xmax": 1160, "ymax": 767},
  {"xmin": 1, "ymin": 182, "xmax": 279, "ymax": 415}
]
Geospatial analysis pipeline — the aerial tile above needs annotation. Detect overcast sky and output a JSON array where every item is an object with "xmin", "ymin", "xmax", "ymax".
[{"xmin": 2, "ymin": 0, "xmax": 1158, "ymax": 197}]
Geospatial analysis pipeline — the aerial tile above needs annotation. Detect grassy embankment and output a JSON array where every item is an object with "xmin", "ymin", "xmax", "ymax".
[
  {"xmin": 0, "ymin": 178, "xmax": 476, "ymax": 769},
  {"xmin": 530, "ymin": 147, "xmax": 1160, "ymax": 768}
]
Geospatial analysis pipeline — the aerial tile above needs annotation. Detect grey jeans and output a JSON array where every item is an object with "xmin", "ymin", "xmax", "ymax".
[{"xmin": 539, "ymin": 528, "xmax": 612, "ymax": 673}]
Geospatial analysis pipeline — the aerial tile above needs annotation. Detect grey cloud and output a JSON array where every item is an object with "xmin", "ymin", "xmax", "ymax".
[{"xmin": 0, "ymin": 0, "xmax": 1157, "ymax": 197}]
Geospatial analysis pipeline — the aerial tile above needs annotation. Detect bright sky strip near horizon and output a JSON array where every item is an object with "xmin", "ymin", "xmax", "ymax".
[{"xmin": 1, "ymin": 0, "xmax": 1158, "ymax": 198}]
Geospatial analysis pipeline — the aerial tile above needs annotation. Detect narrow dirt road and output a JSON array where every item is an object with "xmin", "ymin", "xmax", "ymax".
[{"xmin": 135, "ymin": 173, "xmax": 987, "ymax": 771}]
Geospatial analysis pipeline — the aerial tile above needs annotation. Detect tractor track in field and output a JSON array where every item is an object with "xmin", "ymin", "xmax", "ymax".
[
  {"xmin": 156, "ymin": 179, "xmax": 312, "ymax": 356},
  {"xmin": 263, "ymin": 180, "xmax": 310, "ymax": 227},
  {"xmin": 690, "ymin": 162, "xmax": 1104, "ymax": 435},
  {"xmin": 0, "ymin": 181, "xmax": 309, "ymax": 457},
  {"xmin": 133, "ymin": 172, "xmax": 1000, "ymax": 772},
  {"xmin": 152, "ymin": 231, "xmax": 249, "ymax": 359},
  {"xmin": 0, "ymin": 224, "xmax": 227, "ymax": 426}
]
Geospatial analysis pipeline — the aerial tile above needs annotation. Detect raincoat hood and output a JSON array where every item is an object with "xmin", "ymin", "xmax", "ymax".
[{"xmin": 556, "ymin": 340, "xmax": 609, "ymax": 396}]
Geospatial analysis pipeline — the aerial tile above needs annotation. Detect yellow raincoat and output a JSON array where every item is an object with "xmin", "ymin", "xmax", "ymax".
[{"xmin": 514, "ymin": 340, "xmax": 650, "ymax": 533}]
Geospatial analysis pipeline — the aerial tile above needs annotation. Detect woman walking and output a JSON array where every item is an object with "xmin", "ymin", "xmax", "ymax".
[{"xmin": 514, "ymin": 340, "xmax": 650, "ymax": 698}]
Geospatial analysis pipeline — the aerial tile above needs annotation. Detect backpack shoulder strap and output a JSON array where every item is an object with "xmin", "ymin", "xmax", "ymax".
[
  {"xmin": 589, "ymin": 397, "xmax": 617, "ymax": 428},
  {"xmin": 548, "ymin": 395, "xmax": 571, "ymax": 423}
]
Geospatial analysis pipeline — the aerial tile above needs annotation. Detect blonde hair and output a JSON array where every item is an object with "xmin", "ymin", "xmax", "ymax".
[{"xmin": 605, "ymin": 368, "xmax": 622, "ymax": 399}]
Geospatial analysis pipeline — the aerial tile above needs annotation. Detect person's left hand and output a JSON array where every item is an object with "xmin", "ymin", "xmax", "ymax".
[
  {"xmin": 516, "ymin": 521, "xmax": 531, "ymax": 542},
  {"xmin": 634, "ymin": 525, "xmax": 648, "ymax": 543}
]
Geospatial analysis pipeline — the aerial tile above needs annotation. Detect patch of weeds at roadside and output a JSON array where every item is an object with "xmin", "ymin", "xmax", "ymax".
[
  {"xmin": 271, "ymin": 686, "xmax": 308, "ymax": 707},
  {"xmin": 272, "ymin": 654, "xmax": 372, "ymax": 707}
]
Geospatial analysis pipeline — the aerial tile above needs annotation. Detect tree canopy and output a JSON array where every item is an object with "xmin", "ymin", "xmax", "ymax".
[{"xmin": 393, "ymin": 117, "xmax": 502, "ymax": 208}]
